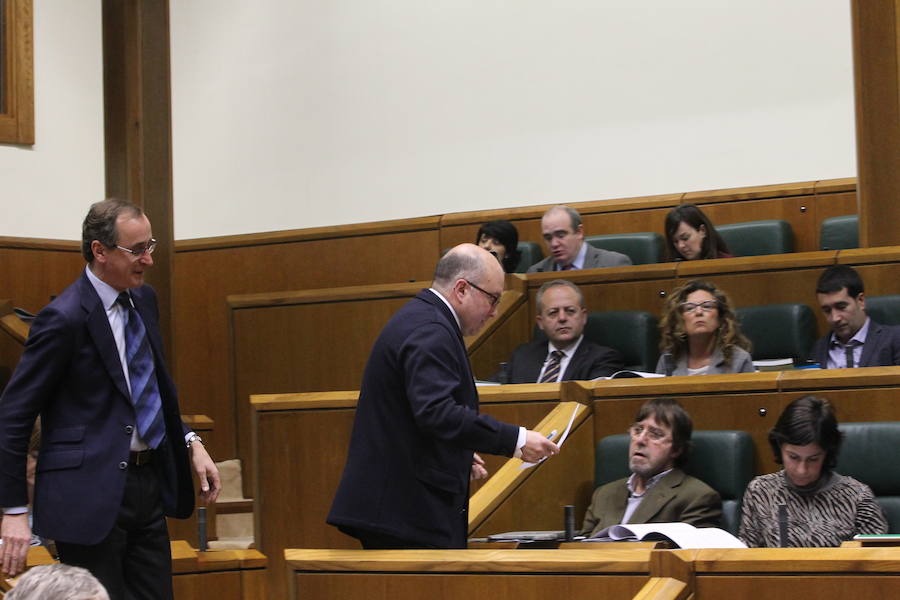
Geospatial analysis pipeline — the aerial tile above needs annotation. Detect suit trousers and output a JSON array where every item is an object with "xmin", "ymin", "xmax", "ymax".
[{"xmin": 56, "ymin": 456, "xmax": 173, "ymax": 600}]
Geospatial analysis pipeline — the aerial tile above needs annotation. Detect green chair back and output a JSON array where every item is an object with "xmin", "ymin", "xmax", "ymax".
[
  {"xmin": 717, "ymin": 219, "xmax": 794, "ymax": 257},
  {"xmin": 836, "ymin": 422, "xmax": 900, "ymax": 533},
  {"xmin": 584, "ymin": 233, "xmax": 664, "ymax": 265},
  {"xmin": 736, "ymin": 303, "xmax": 817, "ymax": 364},
  {"xmin": 864, "ymin": 295, "xmax": 900, "ymax": 327},
  {"xmin": 820, "ymin": 214, "xmax": 859, "ymax": 250}
]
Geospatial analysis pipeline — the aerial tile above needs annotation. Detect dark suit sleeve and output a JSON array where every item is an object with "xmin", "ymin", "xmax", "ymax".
[
  {"xmin": 401, "ymin": 322, "xmax": 519, "ymax": 456},
  {"xmin": 586, "ymin": 346, "xmax": 625, "ymax": 379},
  {"xmin": 0, "ymin": 306, "xmax": 75, "ymax": 507}
]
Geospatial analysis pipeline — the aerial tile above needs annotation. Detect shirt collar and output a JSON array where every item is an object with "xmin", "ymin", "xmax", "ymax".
[
  {"xmin": 428, "ymin": 288, "xmax": 461, "ymax": 330},
  {"xmin": 829, "ymin": 317, "xmax": 871, "ymax": 348},
  {"xmin": 626, "ymin": 468, "xmax": 673, "ymax": 497},
  {"xmin": 548, "ymin": 335, "xmax": 583, "ymax": 358},
  {"xmin": 85, "ymin": 264, "xmax": 125, "ymax": 311},
  {"xmin": 565, "ymin": 240, "xmax": 588, "ymax": 270}
]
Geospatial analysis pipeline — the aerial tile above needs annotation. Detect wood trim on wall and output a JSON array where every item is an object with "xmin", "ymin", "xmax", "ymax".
[{"xmin": 0, "ymin": 0, "xmax": 34, "ymax": 144}]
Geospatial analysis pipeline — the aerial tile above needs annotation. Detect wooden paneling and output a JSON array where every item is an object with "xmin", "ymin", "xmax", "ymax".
[
  {"xmin": 439, "ymin": 182, "xmax": 856, "ymax": 255},
  {"xmin": 0, "ymin": 242, "xmax": 85, "ymax": 313},
  {"xmin": 252, "ymin": 386, "xmax": 569, "ymax": 600},
  {"xmin": 286, "ymin": 548, "xmax": 652, "ymax": 600},
  {"xmin": 852, "ymin": 0, "xmax": 900, "ymax": 248},
  {"xmin": 172, "ymin": 221, "xmax": 440, "ymax": 459},
  {"xmin": 0, "ymin": 0, "xmax": 34, "ymax": 145}
]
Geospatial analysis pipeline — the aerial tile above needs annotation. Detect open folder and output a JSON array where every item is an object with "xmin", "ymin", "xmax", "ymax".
[{"xmin": 586, "ymin": 522, "xmax": 746, "ymax": 549}]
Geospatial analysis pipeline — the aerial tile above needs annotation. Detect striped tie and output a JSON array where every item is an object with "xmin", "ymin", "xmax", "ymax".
[
  {"xmin": 117, "ymin": 292, "xmax": 165, "ymax": 449},
  {"xmin": 539, "ymin": 350, "xmax": 565, "ymax": 383}
]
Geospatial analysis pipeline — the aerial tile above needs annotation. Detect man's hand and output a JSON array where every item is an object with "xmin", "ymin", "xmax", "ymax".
[
  {"xmin": 189, "ymin": 441, "xmax": 221, "ymax": 505},
  {"xmin": 520, "ymin": 430, "xmax": 559, "ymax": 464},
  {"xmin": 470, "ymin": 452, "xmax": 488, "ymax": 481},
  {"xmin": 1, "ymin": 513, "xmax": 31, "ymax": 576}
]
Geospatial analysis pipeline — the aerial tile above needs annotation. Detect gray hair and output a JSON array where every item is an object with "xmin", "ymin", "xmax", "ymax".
[
  {"xmin": 433, "ymin": 247, "xmax": 486, "ymax": 290},
  {"xmin": 543, "ymin": 205, "xmax": 582, "ymax": 231},
  {"xmin": 6, "ymin": 564, "xmax": 109, "ymax": 600},
  {"xmin": 81, "ymin": 198, "xmax": 143, "ymax": 263},
  {"xmin": 535, "ymin": 279, "xmax": 584, "ymax": 313}
]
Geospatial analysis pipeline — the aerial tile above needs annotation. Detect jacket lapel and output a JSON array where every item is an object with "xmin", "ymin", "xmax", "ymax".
[
  {"xmin": 80, "ymin": 276, "xmax": 130, "ymax": 402},
  {"xmin": 858, "ymin": 322, "xmax": 881, "ymax": 366},
  {"xmin": 629, "ymin": 469, "xmax": 682, "ymax": 524}
]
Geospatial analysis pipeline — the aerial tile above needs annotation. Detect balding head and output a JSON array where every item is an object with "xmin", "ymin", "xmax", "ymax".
[{"xmin": 433, "ymin": 244, "xmax": 505, "ymax": 336}]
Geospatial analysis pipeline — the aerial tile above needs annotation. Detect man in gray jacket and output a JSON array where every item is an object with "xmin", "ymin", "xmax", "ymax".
[{"xmin": 527, "ymin": 205, "xmax": 632, "ymax": 273}]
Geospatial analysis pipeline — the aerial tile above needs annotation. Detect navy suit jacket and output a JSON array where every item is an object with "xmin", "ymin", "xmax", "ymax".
[
  {"xmin": 810, "ymin": 320, "xmax": 900, "ymax": 369},
  {"xmin": 496, "ymin": 339, "xmax": 624, "ymax": 383},
  {"xmin": 327, "ymin": 290, "xmax": 520, "ymax": 548},
  {"xmin": 0, "ymin": 272, "xmax": 194, "ymax": 545}
]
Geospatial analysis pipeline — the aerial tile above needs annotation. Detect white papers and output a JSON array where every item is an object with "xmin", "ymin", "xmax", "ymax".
[
  {"xmin": 520, "ymin": 403, "xmax": 580, "ymax": 470},
  {"xmin": 586, "ymin": 522, "xmax": 746, "ymax": 549}
]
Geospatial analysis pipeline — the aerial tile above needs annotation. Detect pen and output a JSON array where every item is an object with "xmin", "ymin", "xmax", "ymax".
[{"xmin": 547, "ymin": 429, "xmax": 558, "ymax": 441}]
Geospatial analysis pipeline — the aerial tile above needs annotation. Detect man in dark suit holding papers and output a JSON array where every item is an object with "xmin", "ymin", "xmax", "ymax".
[{"xmin": 328, "ymin": 244, "xmax": 558, "ymax": 549}]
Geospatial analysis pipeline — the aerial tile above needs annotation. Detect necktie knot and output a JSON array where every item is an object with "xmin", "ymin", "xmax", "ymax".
[
  {"xmin": 117, "ymin": 291, "xmax": 132, "ymax": 309},
  {"xmin": 538, "ymin": 350, "xmax": 565, "ymax": 383}
]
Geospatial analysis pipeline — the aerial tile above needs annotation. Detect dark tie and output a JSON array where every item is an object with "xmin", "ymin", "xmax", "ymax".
[
  {"xmin": 539, "ymin": 350, "xmax": 565, "ymax": 383},
  {"xmin": 845, "ymin": 343, "xmax": 856, "ymax": 369},
  {"xmin": 117, "ymin": 292, "xmax": 165, "ymax": 448}
]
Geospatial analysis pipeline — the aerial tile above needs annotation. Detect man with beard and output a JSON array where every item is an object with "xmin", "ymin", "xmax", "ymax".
[{"xmin": 580, "ymin": 398, "xmax": 721, "ymax": 536}]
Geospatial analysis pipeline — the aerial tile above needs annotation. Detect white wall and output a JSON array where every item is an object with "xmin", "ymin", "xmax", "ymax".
[
  {"xmin": 0, "ymin": 1, "xmax": 104, "ymax": 240},
  {"xmin": 170, "ymin": 0, "xmax": 855, "ymax": 240}
]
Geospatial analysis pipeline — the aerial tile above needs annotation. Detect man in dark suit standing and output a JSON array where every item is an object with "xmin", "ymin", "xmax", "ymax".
[
  {"xmin": 496, "ymin": 280, "xmax": 624, "ymax": 383},
  {"xmin": 527, "ymin": 205, "xmax": 632, "ymax": 272},
  {"xmin": 810, "ymin": 265, "xmax": 900, "ymax": 369},
  {"xmin": 580, "ymin": 398, "xmax": 721, "ymax": 536},
  {"xmin": 0, "ymin": 199, "xmax": 220, "ymax": 600},
  {"xmin": 328, "ymin": 244, "xmax": 559, "ymax": 549}
]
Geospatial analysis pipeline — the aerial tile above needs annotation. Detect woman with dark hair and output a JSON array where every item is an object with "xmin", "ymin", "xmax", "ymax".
[
  {"xmin": 655, "ymin": 279, "xmax": 754, "ymax": 376},
  {"xmin": 664, "ymin": 204, "xmax": 733, "ymax": 261},
  {"xmin": 475, "ymin": 220, "xmax": 521, "ymax": 273},
  {"xmin": 739, "ymin": 395, "xmax": 886, "ymax": 547}
]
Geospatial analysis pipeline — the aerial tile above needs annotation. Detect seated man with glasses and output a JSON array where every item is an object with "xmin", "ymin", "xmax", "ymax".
[
  {"xmin": 527, "ymin": 205, "xmax": 631, "ymax": 273},
  {"xmin": 490, "ymin": 279, "xmax": 623, "ymax": 383},
  {"xmin": 580, "ymin": 398, "xmax": 722, "ymax": 536}
]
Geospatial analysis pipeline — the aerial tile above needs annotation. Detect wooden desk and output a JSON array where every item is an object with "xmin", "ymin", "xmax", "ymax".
[
  {"xmin": 171, "ymin": 541, "xmax": 267, "ymax": 600},
  {"xmin": 691, "ymin": 547, "xmax": 900, "ymax": 599},
  {"xmin": 251, "ymin": 382, "xmax": 584, "ymax": 599},
  {"xmin": 285, "ymin": 548, "xmax": 655, "ymax": 600}
]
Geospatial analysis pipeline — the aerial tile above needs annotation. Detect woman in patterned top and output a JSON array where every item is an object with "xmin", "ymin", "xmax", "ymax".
[{"xmin": 739, "ymin": 395, "xmax": 887, "ymax": 547}]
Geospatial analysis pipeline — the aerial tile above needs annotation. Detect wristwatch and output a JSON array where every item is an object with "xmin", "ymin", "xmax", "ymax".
[{"xmin": 186, "ymin": 433, "xmax": 203, "ymax": 448}]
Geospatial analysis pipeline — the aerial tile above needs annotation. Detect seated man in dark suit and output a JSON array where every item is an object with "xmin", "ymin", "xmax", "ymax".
[
  {"xmin": 580, "ymin": 398, "xmax": 722, "ymax": 536},
  {"xmin": 527, "ymin": 205, "xmax": 632, "ymax": 272},
  {"xmin": 496, "ymin": 280, "xmax": 624, "ymax": 383},
  {"xmin": 810, "ymin": 265, "xmax": 900, "ymax": 369}
]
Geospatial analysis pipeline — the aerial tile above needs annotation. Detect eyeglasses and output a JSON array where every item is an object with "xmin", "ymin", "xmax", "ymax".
[
  {"xmin": 679, "ymin": 300, "xmax": 718, "ymax": 314},
  {"xmin": 628, "ymin": 423, "xmax": 671, "ymax": 443},
  {"xmin": 465, "ymin": 279, "xmax": 501, "ymax": 308},
  {"xmin": 114, "ymin": 238, "xmax": 157, "ymax": 258}
]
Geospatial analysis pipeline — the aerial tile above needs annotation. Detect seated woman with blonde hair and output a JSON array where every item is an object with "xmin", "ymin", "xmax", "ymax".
[{"xmin": 656, "ymin": 279, "xmax": 754, "ymax": 376}]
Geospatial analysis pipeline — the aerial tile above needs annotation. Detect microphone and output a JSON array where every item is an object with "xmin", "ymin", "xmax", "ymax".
[
  {"xmin": 777, "ymin": 503, "xmax": 788, "ymax": 547},
  {"xmin": 198, "ymin": 506, "xmax": 208, "ymax": 552}
]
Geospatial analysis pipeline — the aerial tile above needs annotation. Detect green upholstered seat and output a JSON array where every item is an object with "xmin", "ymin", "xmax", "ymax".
[
  {"xmin": 736, "ymin": 303, "xmax": 817, "ymax": 365},
  {"xmin": 594, "ymin": 430, "xmax": 754, "ymax": 535},
  {"xmin": 513, "ymin": 241, "xmax": 544, "ymax": 273},
  {"xmin": 717, "ymin": 219, "xmax": 794, "ymax": 257},
  {"xmin": 863, "ymin": 295, "xmax": 900, "ymax": 327},
  {"xmin": 584, "ymin": 233, "xmax": 664, "ymax": 265},
  {"xmin": 820, "ymin": 214, "xmax": 859, "ymax": 250},
  {"xmin": 835, "ymin": 422, "xmax": 900, "ymax": 533}
]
